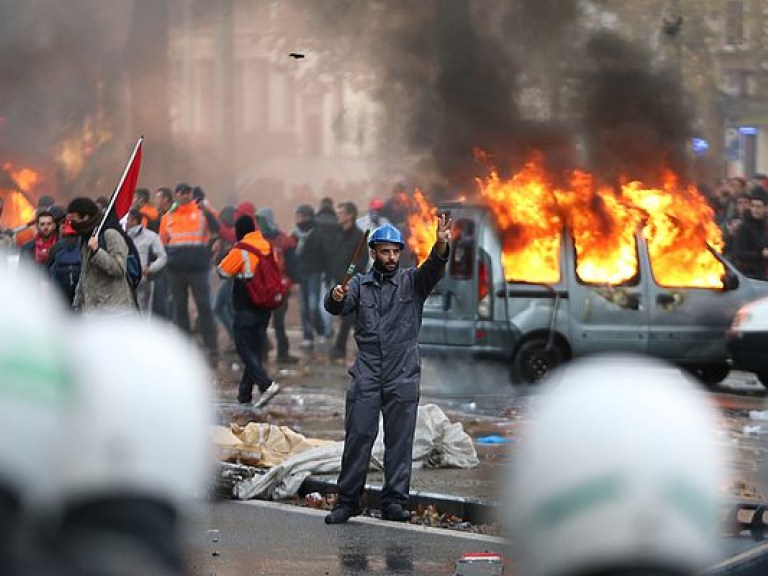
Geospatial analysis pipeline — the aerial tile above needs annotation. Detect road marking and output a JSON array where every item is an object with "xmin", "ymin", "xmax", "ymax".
[{"xmin": 236, "ymin": 499, "xmax": 508, "ymax": 544}]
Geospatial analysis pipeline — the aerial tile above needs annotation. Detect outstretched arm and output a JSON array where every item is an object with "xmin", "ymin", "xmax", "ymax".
[{"xmin": 414, "ymin": 213, "xmax": 451, "ymax": 299}]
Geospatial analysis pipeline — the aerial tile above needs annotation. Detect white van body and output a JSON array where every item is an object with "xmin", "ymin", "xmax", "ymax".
[{"xmin": 418, "ymin": 203, "xmax": 768, "ymax": 384}]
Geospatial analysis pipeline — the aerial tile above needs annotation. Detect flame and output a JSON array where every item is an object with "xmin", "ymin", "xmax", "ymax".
[
  {"xmin": 0, "ymin": 163, "xmax": 39, "ymax": 230},
  {"xmin": 405, "ymin": 155, "xmax": 725, "ymax": 289},
  {"xmin": 406, "ymin": 189, "xmax": 438, "ymax": 261},
  {"xmin": 0, "ymin": 190, "xmax": 36, "ymax": 231}
]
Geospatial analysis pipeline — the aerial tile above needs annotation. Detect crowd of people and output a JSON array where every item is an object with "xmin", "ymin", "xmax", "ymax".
[
  {"xmin": 0, "ymin": 182, "xmax": 412, "ymax": 406},
  {"xmin": 707, "ymin": 173, "xmax": 768, "ymax": 279}
]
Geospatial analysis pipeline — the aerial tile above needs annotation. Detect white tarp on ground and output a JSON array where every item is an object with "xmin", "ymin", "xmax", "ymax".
[{"xmin": 231, "ymin": 403, "xmax": 479, "ymax": 501}]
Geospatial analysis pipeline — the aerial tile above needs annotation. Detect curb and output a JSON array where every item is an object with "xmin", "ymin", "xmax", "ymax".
[{"xmin": 300, "ymin": 476, "xmax": 498, "ymax": 525}]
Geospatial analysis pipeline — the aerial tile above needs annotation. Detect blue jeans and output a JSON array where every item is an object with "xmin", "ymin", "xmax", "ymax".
[
  {"xmin": 214, "ymin": 277, "xmax": 235, "ymax": 343},
  {"xmin": 299, "ymin": 273, "xmax": 326, "ymax": 341},
  {"xmin": 234, "ymin": 309, "xmax": 272, "ymax": 403}
]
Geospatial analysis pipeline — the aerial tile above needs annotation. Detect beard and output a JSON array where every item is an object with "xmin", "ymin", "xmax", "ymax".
[{"xmin": 373, "ymin": 258, "xmax": 399, "ymax": 277}]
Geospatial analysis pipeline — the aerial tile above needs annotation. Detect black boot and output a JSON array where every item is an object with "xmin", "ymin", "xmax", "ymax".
[
  {"xmin": 381, "ymin": 503, "xmax": 411, "ymax": 522},
  {"xmin": 324, "ymin": 505, "xmax": 360, "ymax": 525}
]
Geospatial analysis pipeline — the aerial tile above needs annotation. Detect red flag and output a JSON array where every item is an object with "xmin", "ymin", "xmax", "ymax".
[{"xmin": 95, "ymin": 137, "xmax": 143, "ymax": 236}]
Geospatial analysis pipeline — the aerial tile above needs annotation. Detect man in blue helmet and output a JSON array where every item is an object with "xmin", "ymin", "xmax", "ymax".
[{"xmin": 323, "ymin": 215, "xmax": 451, "ymax": 524}]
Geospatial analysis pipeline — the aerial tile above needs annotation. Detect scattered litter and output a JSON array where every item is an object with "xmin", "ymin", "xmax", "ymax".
[
  {"xmin": 476, "ymin": 435, "xmax": 511, "ymax": 445},
  {"xmin": 743, "ymin": 425, "xmax": 763, "ymax": 437},
  {"xmin": 292, "ymin": 395, "xmax": 305, "ymax": 407},
  {"xmin": 461, "ymin": 402, "xmax": 477, "ymax": 412},
  {"xmin": 749, "ymin": 410, "xmax": 768, "ymax": 421},
  {"xmin": 230, "ymin": 362, "xmax": 240, "ymax": 372},
  {"xmin": 304, "ymin": 492, "xmax": 325, "ymax": 508}
]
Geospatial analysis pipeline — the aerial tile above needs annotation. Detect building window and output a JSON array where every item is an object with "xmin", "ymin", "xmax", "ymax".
[
  {"xmin": 724, "ymin": 69, "xmax": 747, "ymax": 96},
  {"xmin": 724, "ymin": 0, "xmax": 745, "ymax": 47}
]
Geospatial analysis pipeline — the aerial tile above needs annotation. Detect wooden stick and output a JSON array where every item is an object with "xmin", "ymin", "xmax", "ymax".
[{"xmin": 341, "ymin": 229, "xmax": 370, "ymax": 287}]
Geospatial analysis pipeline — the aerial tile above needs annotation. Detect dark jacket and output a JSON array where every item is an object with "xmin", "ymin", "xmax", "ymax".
[
  {"xmin": 294, "ymin": 223, "xmax": 326, "ymax": 277},
  {"xmin": 325, "ymin": 245, "xmax": 448, "ymax": 386},
  {"xmin": 732, "ymin": 216, "xmax": 767, "ymax": 279},
  {"xmin": 328, "ymin": 224, "xmax": 369, "ymax": 284}
]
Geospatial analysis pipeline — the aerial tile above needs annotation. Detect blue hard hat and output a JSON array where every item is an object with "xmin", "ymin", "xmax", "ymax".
[{"xmin": 368, "ymin": 223, "xmax": 405, "ymax": 249}]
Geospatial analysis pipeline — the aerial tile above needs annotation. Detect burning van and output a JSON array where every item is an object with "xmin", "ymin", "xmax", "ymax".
[{"xmin": 412, "ymin": 159, "xmax": 768, "ymax": 385}]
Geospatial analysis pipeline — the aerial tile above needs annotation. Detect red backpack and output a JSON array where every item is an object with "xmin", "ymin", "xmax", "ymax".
[{"xmin": 235, "ymin": 242, "xmax": 289, "ymax": 310}]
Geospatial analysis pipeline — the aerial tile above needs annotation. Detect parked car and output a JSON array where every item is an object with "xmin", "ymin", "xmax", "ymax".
[
  {"xmin": 726, "ymin": 296, "xmax": 768, "ymax": 386},
  {"xmin": 419, "ymin": 203, "xmax": 768, "ymax": 385}
]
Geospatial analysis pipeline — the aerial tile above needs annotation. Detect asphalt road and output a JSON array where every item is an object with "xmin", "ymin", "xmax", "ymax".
[{"xmin": 186, "ymin": 499, "xmax": 508, "ymax": 576}]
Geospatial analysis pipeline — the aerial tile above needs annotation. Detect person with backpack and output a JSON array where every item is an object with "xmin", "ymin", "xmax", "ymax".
[
  {"xmin": 126, "ymin": 208, "xmax": 168, "ymax": 315},
  {"xmin": 257, "ymin": 206, "xmax": 300, "ymax": 365},
  {"xmin": 217, "ymin": 214, "xmax": 282, "ymax": 408},
  {"xmin": 47, "ymin": 220, "xmax": 81, "ymax": 307},
  {"xmin": 66, "ymin": 197, "xmax": 138, "ymax": 314}
]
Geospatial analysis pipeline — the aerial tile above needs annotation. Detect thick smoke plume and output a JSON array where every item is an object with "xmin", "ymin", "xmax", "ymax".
[
  {"xmin": 581, "ymin": 31, "xmax": 692, "ymax": 185},
  {"xmin": 305, "ymin": 0, "xmax": 692, "ymax": 193}
]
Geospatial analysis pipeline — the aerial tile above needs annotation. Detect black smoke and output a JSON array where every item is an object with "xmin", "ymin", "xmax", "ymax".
[{"xmin": 581, "ymin": 31, "xmax": 691, "ymax": 185}]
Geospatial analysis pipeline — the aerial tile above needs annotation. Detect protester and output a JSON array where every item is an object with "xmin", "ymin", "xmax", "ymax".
[
  {"xmin": 66, "ymin": 197, "xmax": 137, "ymax": 314},
  {"xmin": 323, "ymin": 217, "xmax": 450, "ymax": 524},
  {"xmin": 731, "ymin": 193, "xmax": 768, "ymax": 279},
  {"xmin": 505, "ymin": 355, "xmax": 728, "ymax": 576},
  {"xmin": 133, "ymin": 187, "xmax": 160, "ymax": 232},
  {"xmin": 159, "ymin": 182, "xmax": 220, "ymax": 366},
  {"xmin": 20, "ymin": 209, "xmax": 58, "ymax": 266},
  {"xmin": 47, "ymin": 219, "xmax": 81, "ymax": 306},
  {"xmin": 328, "ymin": 201, "xmax": 368, "ymax": 361},
  {"xmin": 315, "ymin": 196, "xmax": 339, "ymax": 339},
  {"xmin": 154, "ymin": 187, "xmax": 174, "ymax": 217},
  {"xmin": 217, "ymin": 214, "xmax": 281, "ymax": 408},
  {"xmin": 127, "ymin": 207, "xmax": 168, "ymax": 315},
  {"xmin": 356, "ymin": 197, "xmax": 389, "ymax": 232},
  {"xmin": 258, "ymin": 206, "xmax": 300, "ymax": 364},
  {"xmin": 213, "ymin": 205, "xmax": 237, "ymax": 345},
  {"xmin": 151, "ymin": 186, "xmax": 175, "ymax": 318},
  {"xmin": 293, "ymin": 204, "xmax": 329, "ymax": 352}
]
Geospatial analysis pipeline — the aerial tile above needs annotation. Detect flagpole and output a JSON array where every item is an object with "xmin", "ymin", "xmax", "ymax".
[{"xmin": 94, "ymin": 136, "xmax": 144, "ymax": 238}]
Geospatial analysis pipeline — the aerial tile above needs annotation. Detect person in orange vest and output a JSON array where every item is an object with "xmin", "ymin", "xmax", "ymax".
[
  {"xmin": 132, "ymin": 188, "xmax": 160, "ymax": 232},
  {"xmin": 159, "ymin": 182, "xmax": 220, "ymax": 367},
  {"xmin": 217, "ymin": 214, "xmax": 281, "ymax": 408}
]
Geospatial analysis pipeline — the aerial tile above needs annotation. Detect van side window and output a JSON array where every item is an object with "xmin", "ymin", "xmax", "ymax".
[
  {"xmin": 572, "ymin": 239, "xmax": 641, "ymax": 287},
  {"xmin": 449, "ymin": 218, "xmax": 476, "ymax": 279}
]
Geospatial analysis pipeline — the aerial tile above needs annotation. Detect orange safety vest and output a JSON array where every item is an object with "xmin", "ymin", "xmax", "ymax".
[
  {"xmin": 139, "ymin": 204, "xmax": 159, "ymax": 228},
  {"xmin": 159, "ymin": 201, "xmax": 211, "ymax": 247},
  {"xmin": 217, "ymin": 230, "xmax": 270, "ymax": 278}
]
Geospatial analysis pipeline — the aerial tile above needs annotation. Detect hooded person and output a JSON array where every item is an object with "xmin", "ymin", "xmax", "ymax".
[
  {"xmin": 217, "ymin": 214, "xmax": 282, "ymax": 408},
  {"xmin": 66, "ymin": 197, "xmax": 137, "ymax": 313}
]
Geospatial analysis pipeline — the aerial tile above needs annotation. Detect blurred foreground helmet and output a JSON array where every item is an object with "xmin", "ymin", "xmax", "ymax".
[
  {"xmin": 368, "ymin": 223, "xmax": 404, "ymax": 249},
  {"xmin": 0, "ymin": 256, "xmax": 72, "ymax": 570},
  {"xmin": 506, "ymin": 354, "xmax": 728, "ymax": 576},
  {"xmin": 56, "ymin": 317, "xmax": 213, "ymax": 574}
]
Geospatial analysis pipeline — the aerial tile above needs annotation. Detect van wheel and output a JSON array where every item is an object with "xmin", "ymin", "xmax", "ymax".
[
  {"xmin": 687, "ymin": 364, "xmax": 730, "ymax": 387},
  {"xmin": 511, "ymin": 338, "xmax": 564, "ymax": 384}
]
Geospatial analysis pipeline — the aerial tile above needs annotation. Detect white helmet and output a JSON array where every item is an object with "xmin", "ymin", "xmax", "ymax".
[
  {"xmin": 0, "ymin": 255, "xmax": 73, "ymax": 504},
  {"xmin": 506, "ymin": 354, "xmax": 728, "ymax": 576},
  {"xmin": 58, "ymin": 316, "xmax": 213, "ymax": 507}
]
